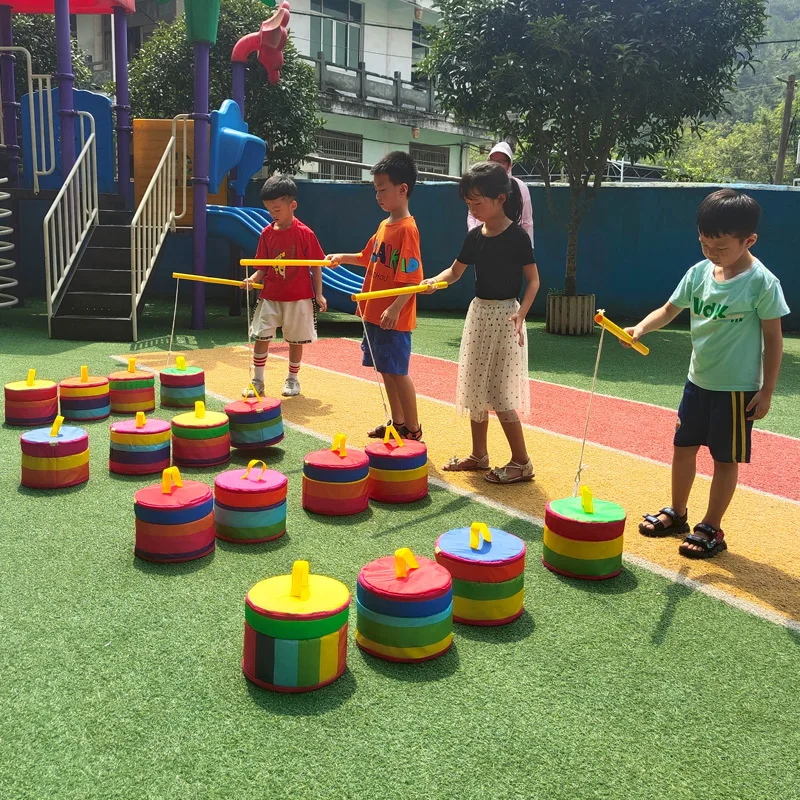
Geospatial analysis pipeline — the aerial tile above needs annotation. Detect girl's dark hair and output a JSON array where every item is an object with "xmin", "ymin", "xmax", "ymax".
[
  {"xmin": 459, "ymin": 161, "xmax": 522, "ymax": 225},
  {"xmin": 261, "ymin": 175, "xmax": 297, "ymax": 201},
  {"xmin": 697, "ymin": 188, "xmax": 760, "ymax": 239}
]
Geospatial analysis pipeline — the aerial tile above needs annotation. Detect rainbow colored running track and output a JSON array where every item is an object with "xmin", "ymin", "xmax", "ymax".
[{"xmin": 121, "ymin": 339, "xmax": 800, "ymax": 627}]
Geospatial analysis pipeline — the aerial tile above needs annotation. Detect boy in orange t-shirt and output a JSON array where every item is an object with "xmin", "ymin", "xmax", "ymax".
[{"xmin": 328, "ymin": 151, "xmax": 424, "ymax": 441}]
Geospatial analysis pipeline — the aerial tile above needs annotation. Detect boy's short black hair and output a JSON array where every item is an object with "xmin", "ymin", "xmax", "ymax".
[
  {"xmin": 261, "ymin": 175, "xmax": 297, "ymax": 202},
  {"xmin": 697, "ymin": 189, "xmax": 760, "ymax": 239},
  {"xmin": 371, "ymin": 150, "xmax": 417, "ymax": 196}
]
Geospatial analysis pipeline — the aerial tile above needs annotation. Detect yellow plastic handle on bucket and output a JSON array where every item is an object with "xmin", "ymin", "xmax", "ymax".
[
  {"xmin": 26, "ymin": 369, "xmax": 35, "ymax": 386},
  {"xmin": 394, "ymin": 547, "xmax": 419, "ymax": 579},
  {"xmin": 127, "ymin": 357, "xmax": 136, "ymax": 373},
  {"xmin": 580, "ymin": 485, "xmax": 594, "ymax": 514},
  {"xmin": 80, "ymin": 365, "xmax": 89, "ymax": 383},
  {"xmin": 331, "ymin": 433, "xmax": 347, "ymax": 457},
  {"xmin": 194, "ymin": 401, "xmax": 206, "ymax": 419},
  {"xmin": 244, "ymin": 382, "xmax": 261, "ymax": 402},
  {"xmin": 243, "ymin": 459, "xmax": 268, "ymax": 481},
  {"xmin": 161, "ymin": 466, "xmax": 183, "ymax": 494},
  {"xmin": 49, "ymin": 415, "xmax": 64, "ymax": 437},
  {"xmin": 469, "ymin": 522, "xmax": 492, "ymax": 550},
  {"xmin": 383, "ymin": 423, "xmax": 404, "ymax": 447},
  {"xmin": 176, "ymin": 356, "xmax": 187, "ymax": 371},
  {"xmin": 291, "ymin": 560, "xmax": 311, "ymax": 601},
  {"xmin": 136, "ymin": 412, "xmax": 146, "ymax": 428}
]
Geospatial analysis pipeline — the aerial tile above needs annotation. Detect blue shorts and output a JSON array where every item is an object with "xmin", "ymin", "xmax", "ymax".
[
  {"xmin": 673, "ymin": 381, "xmax": 756, "ymax": 463},
  {"xmin": 361, "ymin": 321, "xmax": 412, "ymax": 376}
]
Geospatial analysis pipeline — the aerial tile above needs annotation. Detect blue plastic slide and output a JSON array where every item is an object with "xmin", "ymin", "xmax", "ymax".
[{"xmin": 207, "ymin": 205, "xmax": 362, "ymax": 314}]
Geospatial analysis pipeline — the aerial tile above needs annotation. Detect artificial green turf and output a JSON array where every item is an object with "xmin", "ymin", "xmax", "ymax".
[{"xmin": 1, "ymin": 318, "xmax": 799, "ymax": 799}]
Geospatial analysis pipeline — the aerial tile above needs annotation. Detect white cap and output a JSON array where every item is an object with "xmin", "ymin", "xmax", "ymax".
[{"xmin": 488, "ymin": 141, "xmax": 514, "ymax": 164}]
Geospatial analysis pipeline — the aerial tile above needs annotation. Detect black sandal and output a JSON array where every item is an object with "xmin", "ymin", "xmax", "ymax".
[
  {"xmin": 639, "ymin": 507, "xmax": 690, "ymax": 537},
  {"xmin": 367, "ymin": 420, "xmax": 394, "ymax": 439},
  {"xmin": 679, "ymin": 523, "xmax": 727, "ymax": 560},
  {"xmin": 398, "ymin": 424, "xmax": 423, "ymax": 442}
]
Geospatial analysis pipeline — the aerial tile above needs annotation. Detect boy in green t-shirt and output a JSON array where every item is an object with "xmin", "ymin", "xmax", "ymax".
[{"xmin": 625, "ymin": 189, "xmax": 790, "ymax": 559}]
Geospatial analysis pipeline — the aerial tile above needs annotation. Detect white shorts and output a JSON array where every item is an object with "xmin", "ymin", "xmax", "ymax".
[{"xmin": 250, "ymin": 297, "xmax": 317, "ymax": 344}]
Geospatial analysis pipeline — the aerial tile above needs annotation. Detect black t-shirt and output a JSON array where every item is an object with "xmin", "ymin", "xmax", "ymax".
[{"xmin": 456, "ymin": 223, "xmax": 536, "ymax": 300}]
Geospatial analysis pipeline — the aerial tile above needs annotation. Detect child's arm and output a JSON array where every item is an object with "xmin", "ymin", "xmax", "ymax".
[
  {"xmin": 380, "ymin": 294, "xmax": 413, "ymax": 330},
  {"xmin": 422, "ymin": 260, "xmax": 468, "ymax": 292},
  {"xmin": 624, "ymin": 302, "xmax": 683, "ymax": 344},
  {"xmin": 747, "ymin": 318, "xmax": 783, "ymax": 420},
  {"xmin": 242, "ymin": 269, "xmax": 267, "ymax": 289},
  {"xmin": 326, "ymin": 252, "xmax": 364, "ymax": 268},
  {"xmin": 510, "ymin": 262, "xmax": 540, "ymax": 346},
  {"xmin": 310, "ymin": 267, "xmax": 326, "ymax": 312}
]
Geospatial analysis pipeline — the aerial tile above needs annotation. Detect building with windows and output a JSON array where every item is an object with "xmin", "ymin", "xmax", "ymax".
[{"xmin": 74, "ymin": 0, "xmax": 493, "ymax": 179}]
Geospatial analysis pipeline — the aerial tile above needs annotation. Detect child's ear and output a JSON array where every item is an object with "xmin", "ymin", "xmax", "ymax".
[
  {"xmin": 746, "ymin": 232, "xmax": 758, "ymax": 248},
  {"xmin": 291, "ymin": 199, "xmax": 298, "ymax": 212}
]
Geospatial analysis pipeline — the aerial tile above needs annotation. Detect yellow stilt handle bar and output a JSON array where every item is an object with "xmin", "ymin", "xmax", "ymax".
[
  {"xmin": 240, "ymin": 259, "xmax": 332, "ymax": 267},
  {"xmin": 352, "ymin": 281, "xmax": 448, "ymax": 302},
  {"xmin": 594, "ymin": 311, "xmax": 649, "ymax": 356},
  {"xmin": 172, "ymin": 272, "xmax": 263, "ymax": 290}
]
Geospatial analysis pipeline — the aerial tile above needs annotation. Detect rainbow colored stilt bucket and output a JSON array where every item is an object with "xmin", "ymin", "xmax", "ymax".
[
  {"xmin": 159, "ymin": 357, "xmax": 206, "ymax": 409},
  {"xmin": 59, "ymin": 365, "xmax": 110, "ymax": 422},
  {"xmin": 435, "ymin": 522, "xmax": 525, "ymax": 626},
  {"xmin": 171, "ymin": 401, "xmax": 230, "ymax": 468},
  {"xmin": 109, "ymin": 412, "xmax": 171, "ymax": 476},
  {"xmin": 225, "ymin": 397, "xmax": 284, "ymax": 450},
  {"xmin": 302, "ymin": 434, "xmax": 369, "ymax": 516},
  {"xmin": 134, "ymin": 467, "xmax": 215, "ymax": 563},
  {"xmin": 356, "ymin": 548, "xmax": 453, "ymax": 663},
  {"xmin": 214, "ymin": 459, "xmax": 288, "ymax": 543},
  {"xmin": 243, "ymin": 560, "xmax": 351, "ymax": 692},
  {"xmin": 365, "ymin": 435, "xmax": 428, "ymax": 504},
  {"xmin": 108, "ymin": 358, "xmax": 155, "ymax": 414},
  {"xmin": 542, "ymin": 487, "xmax": 625, "ymax": 581},
  {"xmin": 20, "ymin": 416, "xmax": 89, "ymax": 489},
  {"xmin": 4, "ymin": 369, "xmax": 58, "ymax": 427}
]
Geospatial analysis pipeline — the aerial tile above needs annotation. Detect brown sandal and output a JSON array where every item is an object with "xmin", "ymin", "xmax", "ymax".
[{"xmin": 442, "ymin": 454, "xmax": 490, "ymax": 472}]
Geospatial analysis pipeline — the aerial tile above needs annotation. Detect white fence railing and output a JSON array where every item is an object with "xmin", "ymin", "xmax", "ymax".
[
  {"xmin": 43, "ymin": 111, "xmax": 98, "ymax": 336},
  {"xmin": 0, "ymin": 47, "xmax": 56, "ymax": 192},
  {"xmin": 130, "ymin": 114, "xmax": 189, "ymax": 341}
]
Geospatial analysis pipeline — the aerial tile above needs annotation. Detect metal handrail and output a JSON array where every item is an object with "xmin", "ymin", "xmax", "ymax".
[
  {"xmin": 130, "ymin": 113, "xmax": 189, "ymax": 341},
  {"xmin": 42, "ymin": 111, "xmax": 98, "ymax": 336}
]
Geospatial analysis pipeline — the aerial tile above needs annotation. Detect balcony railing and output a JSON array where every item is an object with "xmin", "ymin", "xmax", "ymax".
[{"xmin": 302, "ymin": 52, "xmax": 437, "ymax": 114}]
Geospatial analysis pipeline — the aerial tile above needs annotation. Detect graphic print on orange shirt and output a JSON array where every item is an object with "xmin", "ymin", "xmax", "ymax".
[{"xmin": 358, "ymin": 216, "xmax": 423, "ymax": 332}]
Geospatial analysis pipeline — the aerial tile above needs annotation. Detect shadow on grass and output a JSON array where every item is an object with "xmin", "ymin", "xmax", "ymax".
[
  {"xmin": 454, "ymin": 609, "xmax": 535, "ymax": 644},
  {"xmin": 216, "ymin": 534, "xmax": 291, "ymax": 554},
  {"xmin": 17, "ymin": 481, "xmax": 89, "ymax": 497},
  {"xmin": 132, "ymin": 549, "xmax": 216, "ymax": 575},
  {"xmin": 357, "ymin": 641, "xmax": 460, "ymax": 682},
  {"xmin": 544, "ymin": 564, "xmax": 640, "ymax": 595},
  {"xmin": 245, "ymin": 668, "xmax": 358, "ymax": 715},
  {"xmin": 651, "ymin": 565, "xmax": 694, "ymax": 646}
]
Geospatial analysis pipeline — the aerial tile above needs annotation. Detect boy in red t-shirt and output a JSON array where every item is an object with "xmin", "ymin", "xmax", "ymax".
[
  {"xmin": 328, "ymin": 151, "xmax": 424, "ymax": 441},
  {"xmin": 242, "ymin": 176, "xmax": 327, "ymax": 397}
]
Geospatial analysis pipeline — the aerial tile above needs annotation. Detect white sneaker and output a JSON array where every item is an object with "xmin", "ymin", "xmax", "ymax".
[
  {"xmin": 244, "ymin": 378, "xmax": 265, "ymax": 398},
  {"xmin": 282, "ymin": 375, "xmax": 301, "ymax": 397}
]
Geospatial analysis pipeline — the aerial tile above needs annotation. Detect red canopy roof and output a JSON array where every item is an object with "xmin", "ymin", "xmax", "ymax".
[{"xmin": 8, "ymin": 0, "xmax": 133, "ymax": 13}]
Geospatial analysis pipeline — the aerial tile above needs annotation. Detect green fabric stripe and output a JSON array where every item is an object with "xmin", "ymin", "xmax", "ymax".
[
  {"xmin": 109, "ymin": 379, "xmax": 153, "ymax": 390},
  {"xmin": 451, "ymin": 573, "xmax": 524, "ymax": 601},
  {"xmin": 549, "ymin": 496, "xmax": 625, "ymax": 524},
  {"xmin": 171, "ymin": 422, "xmax": 230, "ymax": 439},
  {"xmin": 245, "ymin": 605, "xmax": 349, "ymax": 640},
  {"xmin": 230, "ymin": 418, "xmax": 283, "ymax": 432},
  {"xmin": 356, "ymin": 614, "xmax": 452, "ymax": 648},
  {"xmin": 216, "ymin": 521, "xmax": 285, "ymax": 541},
  {"xmin": 297, "ymin": 637, "xmax": 321, "ymax": 687},
  {"xmin": 542, "ymin": 544, "xmax": 622, "ymax": 578}
]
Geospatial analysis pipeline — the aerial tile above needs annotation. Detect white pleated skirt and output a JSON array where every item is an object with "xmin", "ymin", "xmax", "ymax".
[{"xmin": 456, "ymin": 297, "xmax": 531, "ymax": 423}]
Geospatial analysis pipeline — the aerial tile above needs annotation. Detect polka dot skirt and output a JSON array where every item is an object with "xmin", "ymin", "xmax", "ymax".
[{"xmin": 456, "ymin": 297, "xmax": 531, "ymax": 423}]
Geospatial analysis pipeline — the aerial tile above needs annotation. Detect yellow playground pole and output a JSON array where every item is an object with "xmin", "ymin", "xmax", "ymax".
[
  {"xmin": 172, "ymin": 273, "xmax": 263, "ymax": 290},
  {"xmin": 594, "ymin": 311, "xmax": 650, "ymax": 356},
  {"xmin": 351, "ymin": 282, "xmax": 448, "ymax": 302}
]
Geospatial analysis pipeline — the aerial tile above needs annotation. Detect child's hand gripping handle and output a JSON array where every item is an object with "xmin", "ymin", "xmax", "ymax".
[{"xmin": 594, "ymin": 312, "xmax": 649, "ymax": 356}]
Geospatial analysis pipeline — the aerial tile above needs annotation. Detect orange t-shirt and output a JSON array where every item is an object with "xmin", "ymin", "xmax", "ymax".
[{"xmin": 356, "ymin": 216, "xmax": 423, "ymax": 332}]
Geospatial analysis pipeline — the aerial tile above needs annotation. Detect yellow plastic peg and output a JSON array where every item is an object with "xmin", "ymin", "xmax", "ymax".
[
  {"xmin": 49, "ymin": 415, "xmax": 64, "ymax": 437},
  {"xmin": 291, "ymin": 560, "xmax": 311, "ymax": 601},
  {"xmin": 331, "ymin": 433, "xmax": 347, "ymax": 457},
  {"xmin": 383, "ymin": 423, "xmax": 404, "ymax": 447},
  {"xmin": 26, "ymin": 369, "xmax": 35, "ymax": 386},
  {"xmin": 135, "ymin": 412, "xmax": 146, "ymax": 428},
  {"xmin": 127, "ymin": 357, "xmax": 136, "ymax": 373},
  {"xmin": 243, "ymin": 459, "xmax": 268, "ymax": 481},
  {"xmin": 80, "ymin": 365, "xmax": 89, "ymax": 382},
  {"xmin": 469, "ymin": 522, "xmax": 492, "ymax": 550},
  {"xmin": 394, "ymin": 547, "xmax": 419, "ymax": 579},
  {"xmin": 244, "ymin": 382, "xmax": 261, "ymax": 401},
  {"xmin": 161, "ymin": 466, "xmax": 183, "ymax": 494},
  {"xmin": 194, "ymin": 401, "xmax": 206, "ymax": 419},
  {"xmin": 580, "ymin": 485, "xmax": 594, "ymax": 514},
  {"xmin": 176, "ymin": 356, "xmax": 187, "ymax": 371}
]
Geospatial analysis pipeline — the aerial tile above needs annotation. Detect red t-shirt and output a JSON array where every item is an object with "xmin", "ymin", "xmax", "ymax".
[{"xmin": 255, "ymin": 218, "xmax": 325, "ymax": 302}]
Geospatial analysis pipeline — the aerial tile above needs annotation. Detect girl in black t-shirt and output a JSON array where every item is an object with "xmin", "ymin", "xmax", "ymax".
[{"xmin": 423, "ymin": 162, "xmax": 540, "ymax": 484}]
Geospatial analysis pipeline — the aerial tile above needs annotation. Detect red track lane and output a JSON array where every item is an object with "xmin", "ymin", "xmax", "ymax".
[{"xmin": 271, "ymin": 338, "xmax": 798, "ymax": 502}]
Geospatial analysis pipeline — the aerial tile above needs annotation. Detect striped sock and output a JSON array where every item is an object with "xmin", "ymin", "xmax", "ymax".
[
  {"xmin": 288, "ymin": 361, "xmax": 301, "ymax": 376},
  {"xmin": 253, "ymin": 354, "xmax": 268, "ymax": 381}
]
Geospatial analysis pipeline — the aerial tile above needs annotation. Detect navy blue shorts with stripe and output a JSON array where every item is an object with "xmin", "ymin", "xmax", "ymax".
[{"xmin": 673, "ymin": 381, "xmax": 756, "ymax": 463}]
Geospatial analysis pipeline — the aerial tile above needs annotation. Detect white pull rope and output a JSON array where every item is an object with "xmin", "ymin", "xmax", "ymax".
[{"xmin": 572, "ymin": 325, "xmax": 606, "ymax": 496}]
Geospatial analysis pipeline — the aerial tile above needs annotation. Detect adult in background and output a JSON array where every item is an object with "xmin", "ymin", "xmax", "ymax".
[{"xmin": 467, "ymin": 141, "xmax": 534, "ymax": 245}]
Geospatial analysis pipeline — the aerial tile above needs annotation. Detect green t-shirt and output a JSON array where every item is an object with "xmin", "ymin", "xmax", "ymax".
[{"xmin": 669, "ymin": 259, "xmax": 790, "ymax": 392}]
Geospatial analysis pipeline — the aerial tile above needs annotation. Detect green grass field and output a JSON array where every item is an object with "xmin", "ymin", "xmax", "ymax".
[{"xmin": 1, "ymin": 304, "xmax": 799, "ymax": 799}]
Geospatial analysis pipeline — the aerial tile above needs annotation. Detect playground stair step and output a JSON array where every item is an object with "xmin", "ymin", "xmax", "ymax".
[
  {"xmin": 99, "ymin": 209, "xmax": 133, "ymax": 226},
  {"xmin": 70, "ymin": 268, "xmax": 131, "ymax": 293},
  {"xmin": 57, "ymin": 291, "xmax": 132, "ymax": 317},
  {"xmin": 89, "ymin": 225, "xmax": 130, "ymax": 248},
  {"xmin": 49, "ymin": 313, "xmax": 133, "ymax": 342},
  {"xmin": 79, "ymin": 245, "xmax": 131, "ymax": 270}
]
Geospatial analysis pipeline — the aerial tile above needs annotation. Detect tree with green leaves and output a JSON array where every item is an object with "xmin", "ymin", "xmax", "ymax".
[
  {"xmin": 425, "ymin": 0, "xmax": 767, "ymax": 296},
  {"xmin": 11, "ymin": 14, "xmax": 92, "ymax": 100},
  {"xmin": 129, "ymin": 0, "xmax": 321, "ymax": 174}
]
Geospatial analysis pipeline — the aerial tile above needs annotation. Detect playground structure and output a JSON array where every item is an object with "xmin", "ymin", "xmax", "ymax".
[{"xmin": 0, "ymin": 0, "xmax": 364, "ymax": 340}]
